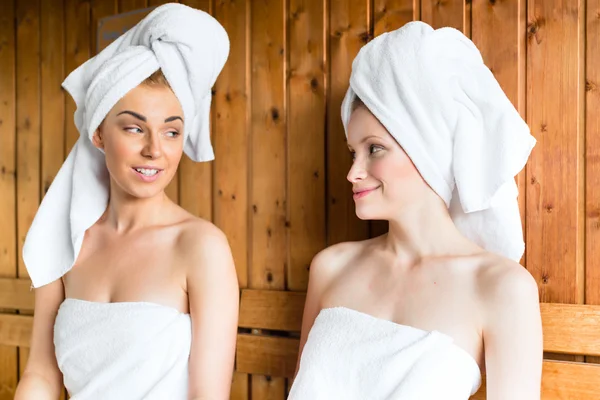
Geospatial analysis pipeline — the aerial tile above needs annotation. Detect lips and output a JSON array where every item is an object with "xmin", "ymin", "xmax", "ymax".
[
  {"xmin": 132, "ymin": 166, "xmax": 164, "ymax": 182},
  {"xmin": 353, "ymin": 186, "xmax": 380, "ymax": 200}
]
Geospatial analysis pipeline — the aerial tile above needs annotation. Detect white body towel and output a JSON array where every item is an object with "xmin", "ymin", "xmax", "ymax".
[
  {"xmin": 54, "ymin": 299, "xmax": 192, "ymax": 399},
  {"xmin": 341, "ymin": 21, "xmax": 536, "ymax": 261},
  {"xmin": 288, "ymin": 307, "xmax": 481, "ymax": 400},
  {"xmin": 23, "ymin": 3, "xmax": 229, "ymax": 288}
]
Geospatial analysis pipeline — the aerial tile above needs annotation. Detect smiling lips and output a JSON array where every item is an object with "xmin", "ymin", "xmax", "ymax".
[
  {"xmin": 132, "ymin": 166, "xmax": 163, "ymax": 182},
  {"xmin": 353, "ymin": 186, "xmax": 380, "ymax": 200}
]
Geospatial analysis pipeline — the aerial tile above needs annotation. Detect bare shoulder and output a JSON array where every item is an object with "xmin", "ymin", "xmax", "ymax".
[
  {"xmin": 309, "ymin": 238, "xmax": 373, "ymax": 287},
  {"xmin": 476, "ymin": 254, "xmax": 539, "ymax": 315},
  {"xmin": 175, "ymin": 217, "xmax": 234, "ymax": 273}
]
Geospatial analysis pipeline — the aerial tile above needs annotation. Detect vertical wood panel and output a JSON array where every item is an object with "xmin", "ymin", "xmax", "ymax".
[
  {"xmin": 421, "ymin": 0, "xmax": 466, "ymax": 31},
  {"xmin": 213, "ymin": 0, "xmax": 249, "ymax": 287},
  {"xmin": 250, "ymin": 0, "xmax": 287, "ymax": 291},
  {"xmin": 0, "ymin": 0, "xmax": 18, "ymax": 396},
  {"xmin": 91, "ymin": 0, "xmax": 118, "ymax": 54},
  {"xmin": 327, "ymin": 0, "xmax": 370, "ymax": 246},
  {"xmin": 119, "ymin": 0, "xmax": 148, "ymax": 13},
  {"xmin": 179, "ymin": 0, "xmax": 213, "ymax": 219},
  {"xmin": 249, "ymin": 0, "xmax": 287, "ymax": 393},
  {"xmin": 586, "ymin": 0, "xmax": 600, "ymax": 365},
  {"xmin": 41, "ymin": 0, "xmax": 65, "ymax": 202},
  {"xmin": 526, "ymin": 0, "xmax": 583, "ymax": 304},
  {"xmin": 230, "ymin": 371, "xmax": 249, "ymax": 400},
  {"xmin": 64, "ymin": 0, "xmax": 91, "ymax": 153},
  {"xmin": 16, "ymin": 0, "xmax": 41, "ymax": 382},
  {"xmin": 472, "ymin": 0, "xmax": 527, "ymax": 265},
  {"xmin": 287, "ymin": 0, "xmax": 326, "ymax": 291},
  {"xmin": 251, "ymin": 375, "xmax": 286, "ymax": 400},
  {"xmin": 374, "ymin": 0, "xmax": 414, "ymax": 36},
  {"xmin": 147, "ymin": 0, "xmax": 172, "ymax": 6}
]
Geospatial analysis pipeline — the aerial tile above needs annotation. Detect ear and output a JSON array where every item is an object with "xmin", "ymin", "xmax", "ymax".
[{"xmin": 92, "ymin": 128, "xmax": 104, "ymax": 150}]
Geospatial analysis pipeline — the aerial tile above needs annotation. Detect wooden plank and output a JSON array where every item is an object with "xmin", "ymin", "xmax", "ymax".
[
  {"xmin": 287, "ymin": 0, "xmax": 326, "ymax": 291},
  {"xmin": 249, "ymin": 0, "xmax": 286, "ymax": 290},
  {"xmin": 179, "ymin": 0, "xmax": 212, "ymax": 220},
  {"xmin": 586, "ymin": 0, "xmax": 600, "ymax": 366},
  {"xmin": 472, "ymin": 0, "xmax": 526, "ymax": 267},
  {"xmin": 541, "ymin": 303, "xmax": 600, "ymax": 357},
  {"xmin": 230, "ymin": 372, "xmax": 249, "ymax": 400},
  {"xmin": 0, "ymin": 0, "xmax": 18, "ymax": 396},
  {"xmin": 91, "ymin": 0, "xmax": 118, "ymax": 55},
  {"xmin": 327, "ymin": 0, "xmax": 370, "ymax": 246},
  {"xmin": 0, "ymin": 279, "xmax": 34, "ymax": 310},
  {"xmin": 64, "ymin": 0, "xmax": 91, "ymax": 153},
  {"xmin": 119, "ymin": 0, "xmax": 147, "ymax": 13},
  {"xmin": 147, "ymin": 0, "xmax": 171, "ymax": 6},
  {"xmin": 373, "ymin": 0, "xmax": 414, "ymax": 36},
  {"xmin": 540, "ymin": 361, "xmax": 600, "ymax": 399},
  {"xmin": 421, "ymin": 0, "xmax": 465, "ymax": 32},
  {"xmin": 239, "ymin": 289, "xmax": 305, "ymax": 331},
  {"xmin": 235, "ymin": 334, "xmax": 299, "ymax": 379},
  {"xmin": 252, "ymin": 374, "xmax": 286, "ymax": 400},
  {"xmin": 41, "ymin": 0, "xmax": 65, "ymax": 202},
  {"xmin": 0, "ymin": 314, "xmax": 32, "ymax": 348},
  {"xmin": 526, "ymin": 1, "xmax": 583, "ymax": 305},
  {"xmin": 213, "ymin": 0, "xmax": 248, "ymax": 288}
]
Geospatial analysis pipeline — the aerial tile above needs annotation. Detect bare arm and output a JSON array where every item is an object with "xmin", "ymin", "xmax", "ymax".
[
  {"xmin": 14, "ymin": 279, "xmax": 65, "ymax": 400},
  {"xmin": 482, "ymin": 264, "xmax": 543, "ymax": 400},
  {"xmin": 186, "ymin": 225, "xmax": 239, "ymax": 400}
]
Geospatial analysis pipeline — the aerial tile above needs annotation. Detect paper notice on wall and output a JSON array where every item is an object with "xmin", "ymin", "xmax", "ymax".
[{"xmin": 97, "ymin": 7, "xmax": 155, "ymax": 53}]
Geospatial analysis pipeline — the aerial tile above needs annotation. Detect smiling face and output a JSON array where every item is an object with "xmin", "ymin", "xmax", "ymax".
[
  {"xmin": 92, "ymin": 78, "xmax": 184, "ymax": 200},
  {"xmin": 346, "ymin": 104, "xmax": 429, "ymax": 220}
]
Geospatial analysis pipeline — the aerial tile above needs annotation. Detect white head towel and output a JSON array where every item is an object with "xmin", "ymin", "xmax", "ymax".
[
  {"xmin": 341, "ymin": 21, "xmax": 535, "ymax": 261},
  {"xmin": 23, "ymin": 3, "xmax": 229, "ymax": 287}
]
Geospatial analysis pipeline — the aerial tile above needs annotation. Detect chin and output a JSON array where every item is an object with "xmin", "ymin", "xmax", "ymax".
[{"xmin": 354, "ymin": 204, "xmax": 388, "ymax": 221}]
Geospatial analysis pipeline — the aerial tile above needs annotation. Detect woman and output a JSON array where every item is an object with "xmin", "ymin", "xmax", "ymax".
[
  {"xmin": 15, "ymin": 4, "xmax": 238, "ymax": 399},
  {"xmin": 289, "ymin": 22, "xmax": 542, "ymax": 400}
]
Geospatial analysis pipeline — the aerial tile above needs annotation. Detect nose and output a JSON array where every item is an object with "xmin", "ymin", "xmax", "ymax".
[
  {"xmin": 347, "ymin": 158, "xmax": 367, "ymax": 183},
  {"xmin": 141, "ymin": 131, "xmax": 162, "ymax": 159}
]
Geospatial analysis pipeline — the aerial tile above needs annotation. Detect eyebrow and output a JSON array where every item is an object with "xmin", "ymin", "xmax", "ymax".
[{"xmin": 117, "ymin": 110, "xmax": 183, "ymax": 123}]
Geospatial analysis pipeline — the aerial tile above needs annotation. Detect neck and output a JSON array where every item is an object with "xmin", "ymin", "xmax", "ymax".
[
  {"xmin": 383, "ymin": 195, "xmax": 479, "ymax": 262},
  {"xmin": 102, "ymin": 180, "xmax": 171, "ymax": 233}
]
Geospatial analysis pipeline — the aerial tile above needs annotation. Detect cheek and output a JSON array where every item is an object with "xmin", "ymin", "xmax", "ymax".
[
  {"xmin": 103, "ymin": 135, "xmax": 139, "ymax": 170},
  {"xmin": 370, "ymin": 153, "xmax": 421, "ymax": 187},
  {"xmin": 162, "ymin": 140, "xmax": 184, "ymax": 165}
]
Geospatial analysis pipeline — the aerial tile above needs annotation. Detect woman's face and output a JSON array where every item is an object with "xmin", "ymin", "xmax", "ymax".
[
  {"xmin": 92, "ymin": 84, "xmax": 184, "ymax": 199},
  {"xmin": 346, "ymin": 105, "xmax": 427, "ymax": 220}
]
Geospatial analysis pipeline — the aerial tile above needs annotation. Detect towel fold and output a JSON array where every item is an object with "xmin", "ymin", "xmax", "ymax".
[
  {"xmin": 341, "ymin": 21, "xmax": 535, "ymax": 261},
  {"xmin": 23, "ymin": 3, "xmax": 229, "ymax": 287},
  {"xmin": 54, "ymin": 299, "xmax": 192, "ymax": 399}
]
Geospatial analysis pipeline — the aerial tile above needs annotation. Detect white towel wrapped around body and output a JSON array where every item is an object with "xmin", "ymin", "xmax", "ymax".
[
  {"xmin": 23, "ymin": 3, "xmax": 229, "ymax": 288},
  {"xmin": 54, "ymin": 299, "xmax": 192, "ymax": 399},
  {"xmin": 288, "ymin": 307, "xmax": 481, "ymax": 400},
  {"xmin": 341, "ymin": 21, "xmax": 536, "ymax": 261}
]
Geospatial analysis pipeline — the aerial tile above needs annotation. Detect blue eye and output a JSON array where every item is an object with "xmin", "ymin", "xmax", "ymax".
[
  {"xmin": 165, "ymin": 131, "xmax": 180, "ymax": 138},
  {"xmin": 125, "ymin": 127, "xmax": 142, "ymax": 134}
]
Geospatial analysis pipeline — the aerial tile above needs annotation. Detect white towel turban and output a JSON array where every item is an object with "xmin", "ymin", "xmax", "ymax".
[
  {"xmin": 341, "ymin": 21, "xmax": 536, "ymax": 261},
  {"xmin": 23, "ymin": 3, "xmax": 229, "ymax": 287}
]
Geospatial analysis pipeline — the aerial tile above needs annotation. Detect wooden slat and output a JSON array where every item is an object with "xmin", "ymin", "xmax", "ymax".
[
  {"xmin": 213, "ymin": 0, "xmax": 249, "ymax": 288},
  {"xmin": 235, "ymin": 334, "xmax": 299, "ymax": 379},
  {"xmin": 64, "ymin": 0, "xmax": 91, "ymax": 153},
  {"xmin": 0, "ymin": 314, "xmax": 32, "ymax": 349},
  {"xmin": 178, "ymin": 1, "xmax": 213, "ymax": 221},
  {"xmin": 374, "ymin": 0, "xmax": 415, "ymax": 36},
  {"xmin": 540, "ymin": 361, "xmax": 600, "ymax": 399},
  {"xmin": 327, "ymin": 0, "xmax": 370, "ymax": 246},
  {"xmin": 41, "ymin": 0, "xmax": 65, "ymax": 202},
  {"xmin": 541, "ymin": 303, "xmax": 600, "ymax": 357},
  {"xmin": 471, "ymin": 0, "xmax": 527, "ymax": 266},
  {"xmin": 252, "ymin": 374, "xmax": 286, "ymax": 400},
  {"xmin": 0, "ymin": 279, "xmax": 34, "ymax": 311},
  {"xmin": 586, "ymin": 0, "xmax": 600, "ymax": 366},
  {"xmin": 421, "ymin": 0, "xmax": 465, "ymax": 31},
  {"xmin": 147, "ymin": 0, "xmax": 171, "ymax": 6},
  {"xmin": 230, "ymin": 371, "xmax": 249, "ymax": 400},
  {"xmin": 239, "ymin": 289, "xmax": 305, "ymax": 331},
  {"xmin": 287, "ymin": 0, "xmax": 326, "ymax": 291},
  {"xmin": 526, "ymin": 1, "xmax": 584, "ymax": 305},
  {"xmin": 91, "ymin": 0, "xmax": 118, "ymax": 54},
  {"xmin": 249, "ymin": 0, "xmax": 287, "ymax": 290},
  {"xmin": 0, "ymin": 0, "xmax": 18, "ymax": 396}
]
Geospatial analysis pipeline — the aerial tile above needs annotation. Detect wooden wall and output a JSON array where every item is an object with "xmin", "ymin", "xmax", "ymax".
[{"xmin": 0, "ymin": 0, "xmax": 598, "ymax": 398}]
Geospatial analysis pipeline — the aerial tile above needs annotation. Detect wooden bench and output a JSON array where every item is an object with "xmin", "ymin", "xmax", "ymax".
[
  {"xmin": 237, "ymin": 289, "xmax": 600, "ymax": 399},
  {"xmin": 2, "ymin": 278, "xmax": 599, "ymax": 398}
]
